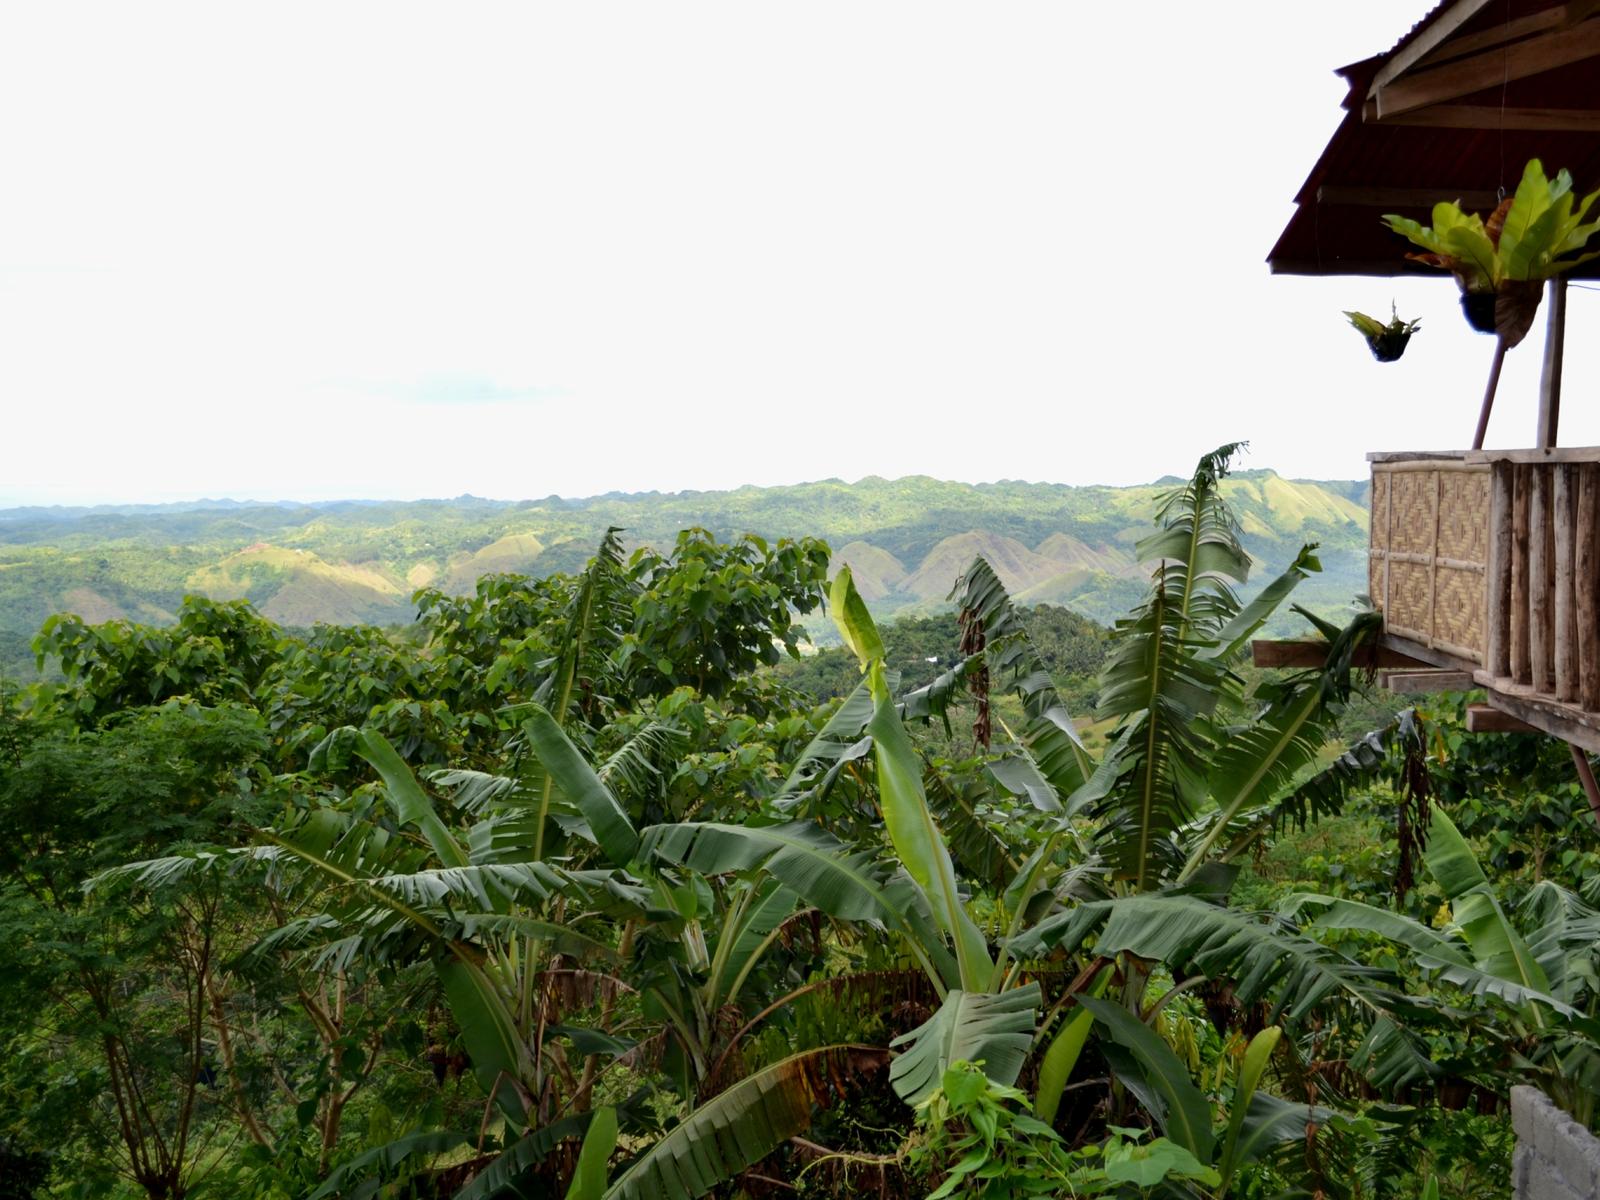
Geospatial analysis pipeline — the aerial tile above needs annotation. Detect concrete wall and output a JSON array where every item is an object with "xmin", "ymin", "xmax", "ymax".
[{"xmin": 1512, "ymin": 1085, "xmax": 1600, "ymax": 1200}]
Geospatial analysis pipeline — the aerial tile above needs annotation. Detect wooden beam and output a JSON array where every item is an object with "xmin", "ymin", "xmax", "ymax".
[
  {"xmin": 1374, "ymin": 18, "xmax": 1600, "ymax": 119},
  {"xmin": 1486, "ymin": 461, "xmax": 1513, "ymax": 678},
  {"xmin": 1554, "ymin": 464, "xmax": 1578, "ymax": 701},
  {"xmin": 1537, "ymin": 277, "xmax": 1568, "ymax": 450},
  {"xmin": 1411, "ymin": 2, "xmax": 1600, "ymax": 70},
  {"xmin": 1530, "ymin": 466, "xmax": 1552, "ymax": 693},
  {"xmin": 1370, "ymin": 104, "xmax": 1600, "ymax": 132},
  {"xmin": 1317, "ymin": 185, "xmax": 1501, "ymax": 210},
  {"xmin": 1250, "ymin": 640, "xmax": 1432, "ymax": 669},
  {"xmin": 1367, "ymin": 450, "xmax": 1472, "ymax": 464},
  {"xmin": 1512, "ymin": 465, "xmax": 1532, "ymax": 684},
  {"xmin": 1371, "ymin": 0, "xmax": 1494, "ymax": 93},
  {"xmin": 1380, "ymin": 670, "xmax": 1478, "ymax": 692},
  {"xmin": 1486, "ymin": 688, "xmax": 1600, "ymax": 752},
  {"xmin": 1467, "ymin": 446, "xmax": 1600, "ymax": 464},
  {"xmin": 1577, "ymin": 465, "xmax": 1600, "ymax": 710},
  {"xmin": 1380, "ymin": 634, "xmax": 1474, "ymax": 669},
  {"xmin": 1474, "ymin": 338, "xmax": 1508, "ymax": 450},
  {"xmin": 1465, "ymin": 702, "xmax": 1539, "ymax": 733},
  {"xmin": 1569, "ymin": 743, "xmax": 1600, "ymax": 829}
]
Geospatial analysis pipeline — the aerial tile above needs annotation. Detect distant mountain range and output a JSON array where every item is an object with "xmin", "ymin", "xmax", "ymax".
[{"xmin": 0, "ymin": 471, "xmax": 1372, "ymax": 668}]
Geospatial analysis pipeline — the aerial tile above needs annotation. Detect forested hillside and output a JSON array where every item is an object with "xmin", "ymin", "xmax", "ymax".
[
  {"xmin": 0, "ymin": 469, "xmax": 1369, "ymax": 678},
  {"xmin": 3, "ymin": 450, "xmax": 1583, "ymax": 1200}
]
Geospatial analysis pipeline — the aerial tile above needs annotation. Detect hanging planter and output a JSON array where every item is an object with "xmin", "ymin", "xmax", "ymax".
[
  {"xmin": 1382, "ymin": 159, "xmax": 1600, "ymax": 348},
  {"xmin": 1458, "ymin": 290, "xmax": 1497, "ymax": 334},
  {"xmin": 1345, "ymin": 305, "xmax": 1421, "ymax": 362}
]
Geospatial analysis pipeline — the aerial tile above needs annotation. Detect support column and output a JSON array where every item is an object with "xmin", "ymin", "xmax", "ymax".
[{"xmin": 1536, "ymin": 277, "xmax": 1568, "ymax": 450}]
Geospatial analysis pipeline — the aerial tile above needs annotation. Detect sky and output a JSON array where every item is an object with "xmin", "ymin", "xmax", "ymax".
[{"xmin": 3, "ymin": 1, "xmax": 1597, "ymax": 506}]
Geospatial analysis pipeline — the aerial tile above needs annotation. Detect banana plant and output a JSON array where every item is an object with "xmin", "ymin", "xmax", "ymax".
[
  {"xmin": 442, "ymin": 449, "xmax": 1462, "ymax": 1198},
  {"xmin": 530, "ymin": 570, "xmax": 1043, "ymax": 1200},
  {"xmin": 1076, "ymin": 1010, "xmax": 1323, "ymax": 1196},
  {"xmin": 644, "ymin": 448, "xmax": 1425, "ymax": 1139},
  {"xmin": 121, "ymin": 718, "xmax": 673, "ymax": 1198},
  {"xmin": 941, "ymin": 448, "xmax": 1464, "ymax": 1107},
  {"xmin": 642, "ymin": 567, "xmax": 1047, "ymax": 1106},
  {"xmin": 1284, "ymin": 805, "xmax": 1600, "ymax": 1124}
]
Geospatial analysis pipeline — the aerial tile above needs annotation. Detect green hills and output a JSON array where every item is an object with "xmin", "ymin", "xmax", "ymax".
[{"xmin": 0, "ymin": 469, "xmax": 1372, "ymax": 675}]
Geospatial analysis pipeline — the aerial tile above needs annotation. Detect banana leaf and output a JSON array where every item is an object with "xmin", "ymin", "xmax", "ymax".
[
  {"xmin": 601, "ymin": 1045, "xmax": 885, "ymax": 1200},
  {"xmin": 522, "ymin": 704, "xmax": 640, "ymax": 866},
  {"xmin": 1080, "ymin": 995, "xmax": 1214, "ymax": 1161},
  {"xmin": 888, "ymin": 983, "xmax": 1042, "ymax": 1105}
]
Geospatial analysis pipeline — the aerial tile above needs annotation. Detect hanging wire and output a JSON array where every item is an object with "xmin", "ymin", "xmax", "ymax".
[{"xmin": 1497, "ymin": 0, "xmax": 1511, "ymax": 200}]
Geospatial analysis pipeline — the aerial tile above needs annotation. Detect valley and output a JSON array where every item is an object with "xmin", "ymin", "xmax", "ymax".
[{"xmin": 0, "ymin": 468, "xmax": 1371, "ymax": 676}]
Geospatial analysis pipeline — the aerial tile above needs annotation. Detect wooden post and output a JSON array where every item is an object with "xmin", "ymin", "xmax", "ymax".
[
  {"xmin": 1487, "ymin": 460, "xmax": 1514, "ymax": 680},
  {"xmin": 1465, "ymin": 703, "xmax": 1539, "ymax": 734},
  {"xmin": 1554, "ymin": 464, "xmax": 1578, "ymax": 702},
  {"xmin": 1546, "ymin": 468, "xmax": 1558, "ymax": 686},
  {"xmin": 1569, "ymin": 744, "xmax": 1600, "ymax": 832},
  {"xmin": 1536, "ymin": 277, "xmax": 1568, "ymax": 449},
  {"xmin": 1578, "ymin": 464, "xmax": 1600, "ymax": 711},
  {"xmin": 1530, "ymin": 465, "xmax": 1551, "ymax": 694},
  {"xmin": 1512, "ymin": 464, "xmax": 1532, "ymax": 685},
  {"xmin": 1474, "ymin": 338, "xmax": 1508, "ymax": 450}
]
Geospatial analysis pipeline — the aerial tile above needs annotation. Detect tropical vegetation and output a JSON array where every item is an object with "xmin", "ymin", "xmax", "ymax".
[{"xmin": 2, "ymin": 447, "xmax": 1596, "ymax": 1199}]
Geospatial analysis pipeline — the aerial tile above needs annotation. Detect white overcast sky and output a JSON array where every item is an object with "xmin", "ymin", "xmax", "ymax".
[{"xmin": 3, "ymin": 1, "xmax": 1598, "ymax": 506}]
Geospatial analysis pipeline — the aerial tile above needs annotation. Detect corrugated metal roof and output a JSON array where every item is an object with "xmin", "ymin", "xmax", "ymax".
[{"xmin": 1270, "ymin": 1, "xmax": 1600, "ymax": 278}]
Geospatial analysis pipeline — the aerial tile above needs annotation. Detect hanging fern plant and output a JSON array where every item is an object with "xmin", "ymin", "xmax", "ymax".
[
  {"xmin": 1344, "ymin": 305, "xmax": 1420, "ymax": 362},
  {"xmin": 1382, "ymin": 159, "xmax": 1600, "ymax": 347}
]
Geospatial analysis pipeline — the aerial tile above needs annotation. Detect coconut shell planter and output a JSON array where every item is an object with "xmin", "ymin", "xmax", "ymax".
[
  {"xmin": 1458, "ymin": 278, "xmax": 1544, "ymax": 346},
  {"xmin": 1345, "ymin": 308, "xmax": 1420, "ymax": 362},
  {"xmin": 1459, "ymin": 290, "xmax": 1496, "ymax": 335}
]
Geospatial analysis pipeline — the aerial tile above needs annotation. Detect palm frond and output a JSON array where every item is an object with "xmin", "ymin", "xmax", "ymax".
[
  {"xmin": 923, "ymin": 767, "xmax": 1019, "ymax": 891},
  {"xmin": 1013, "ymin": 891, "xmax": 1443, "ymax": 1089},
  {"xmin": 1012, "ymin": 893, "xmax": 1401, "ymax": 1025},
  {"xmin": 1521, "ymin": 881, "xmax": 1600, "ymax": 1001},
  {"xmin": 522, "ymin": 704, "xmax": 640, "ymax": 865},
  {"xmin": 1284, "ymin": 894, "xmax": 1578, "ymax": 1015},
  {"xmin": 1090, "ymin": 594, "xmax": 1225, "ymax": 886},
  {"xmin": 1179, "ymin": 608, "xmax": 1383, "ymax": 878},
  {"xmin": 640, "ymin": 821, "xmax": 895, "ymax": 926},
  {"xmin": 1137, "ymin": 441, "xmax": 1251, "ymax": 642},
  {"xmin": 1257, "ymin": 708, "xmax": 1424, "ymax": 841},
  {"xmin": 429, "ymin": 768, "xmax": 520, "ymax": 814},
  {"xmin": 774, "ymin": 679, "xmax": 875, "ymax": 812},
  {"xmin": 537, "ymin": 527, "xmax": 636, "ymax": 725},
  {"xmin": 1205, "ymin": 543, "xmax": 1323, "ymax": 664},
  {"xmin": 950, "ymin": 557, "xmax": 1093, "ymax": 798},
  {"xmin": 597, "ymin": 720, "xmax": 684, "ymax": 807},
  {"xmin": 85, "ymin": 845, "xmax": 281, "ymax": 893}
]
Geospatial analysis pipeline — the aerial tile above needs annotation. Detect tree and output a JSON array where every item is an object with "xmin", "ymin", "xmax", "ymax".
[{"xmin": 0, "ymin": 702, "xmax": 270, "ymax": 1199}]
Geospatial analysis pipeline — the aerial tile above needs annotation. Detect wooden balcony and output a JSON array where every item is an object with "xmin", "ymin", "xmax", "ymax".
[{"xmin": 1369, "ymin": 448, "xmax": 1600, "ymax": 751}]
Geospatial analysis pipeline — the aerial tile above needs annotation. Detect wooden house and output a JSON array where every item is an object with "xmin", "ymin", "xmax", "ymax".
[{"xmin": 1266, "ymin": 1, "xmax": 1600, "ymax": 793}]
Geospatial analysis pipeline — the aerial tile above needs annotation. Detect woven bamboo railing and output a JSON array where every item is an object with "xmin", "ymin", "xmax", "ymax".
[{"xmin": 1370, "ymin": 449, "xmax": 1600, "ymax": 716}]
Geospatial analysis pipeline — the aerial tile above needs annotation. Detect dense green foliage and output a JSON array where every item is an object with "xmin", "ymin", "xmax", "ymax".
[
  {"xmin": 779, "ymin": 603, "xmax": 1110, "ymax": 710},
  {"xmin": 1, "ymin": 449, "xmax": 1594, "ymax": 1200}
]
